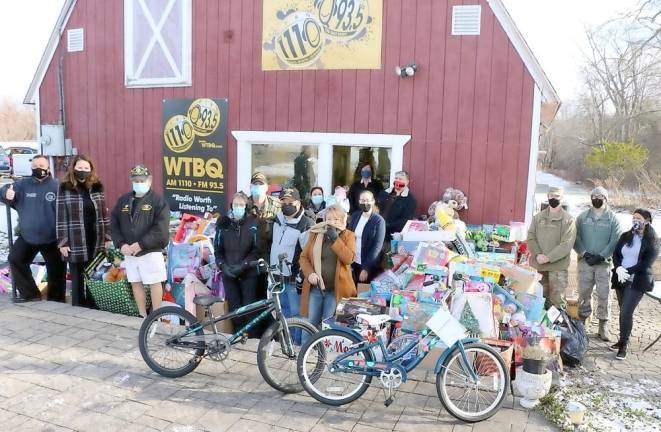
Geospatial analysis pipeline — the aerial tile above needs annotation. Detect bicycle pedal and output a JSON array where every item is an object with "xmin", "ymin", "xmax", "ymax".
[{"xmin": 384, "ymin": 396, "xmax": 394, "ymax": 407}]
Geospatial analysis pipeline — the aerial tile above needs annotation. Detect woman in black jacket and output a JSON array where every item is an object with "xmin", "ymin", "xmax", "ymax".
[
  {"xmin": 610, "ymin": 208, "xmax": 659, "ymax": 360},
  {"xmin": 214, "ymin": 192, "xmax": 260, "ymax": 337},
  {"xmin": 348, "ymin": 191, "xmax": 386, "ymax": 284}
]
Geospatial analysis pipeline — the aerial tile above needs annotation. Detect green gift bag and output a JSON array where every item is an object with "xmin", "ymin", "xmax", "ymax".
[{"xmin": 84, "ymin": 252, "xmax": 151, "ymax": 317}]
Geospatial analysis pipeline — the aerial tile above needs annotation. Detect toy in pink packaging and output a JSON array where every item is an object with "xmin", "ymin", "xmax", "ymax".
[
  {"xmin": 412, "ymin": 242, "xmax": 451, "ymax": 271},
  {"xmin": 464, "ymin": 280, "xmax": 491, "ymax": 293}
]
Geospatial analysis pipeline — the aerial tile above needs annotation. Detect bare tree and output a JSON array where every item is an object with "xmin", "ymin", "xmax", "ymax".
[{"xmin": 0, "ymin": 100, "xmax": 36, "ymax": 141}]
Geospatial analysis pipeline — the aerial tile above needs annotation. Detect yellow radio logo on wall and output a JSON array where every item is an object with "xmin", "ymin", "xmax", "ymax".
[
  {"xmin": 262, "ymin": 0, "xmax": 383, "ymax": 71},
  {"xmin": 164, "ymin": 99, "xmax": 221, "ymax": 152}
]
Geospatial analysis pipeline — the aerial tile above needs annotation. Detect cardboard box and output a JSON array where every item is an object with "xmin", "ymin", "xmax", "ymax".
[{"xmin": 196, "ymin": 301, "xmax": 233, "ymax": 334}]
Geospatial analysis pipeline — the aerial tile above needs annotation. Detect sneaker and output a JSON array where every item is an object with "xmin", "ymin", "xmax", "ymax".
[
  {"xmin": 609, "ymin": 342, "xmax": 621, "ymax": 352},
  {"xmin": 615, "ymin": 346, "xmax": 627, "ymax": 360}
]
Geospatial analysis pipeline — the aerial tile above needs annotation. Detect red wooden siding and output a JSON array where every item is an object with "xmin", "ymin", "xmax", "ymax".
[{"xmin": 39, "ymin": 0, "xmax": 536, "ymax": 224}]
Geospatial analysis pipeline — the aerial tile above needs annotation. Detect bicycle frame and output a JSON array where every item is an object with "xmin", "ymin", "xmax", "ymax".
[
  {"xmin": 167, "ymin": 261, "xmax": 296, "ymax": 356},
  {"xmin": 327, "ymin": 324, "xmax": 479, "ymax": 383}
]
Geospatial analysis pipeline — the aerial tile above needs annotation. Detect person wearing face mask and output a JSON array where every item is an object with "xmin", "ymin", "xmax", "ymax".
[
  {"xmin": 527, "ymin": 186, "xmax": 576, "ymax": 310},
  {"xmin": 110, "ymin": 165, "xmax": 169, "ymax": 317},
  {"xmin": 304, "ymin": 186, "xmax": 326, "ymax": 223},
  {"xmin": 378, "ymin": 170, "xmax": 417, "ymax": 242},
  {"xmin": 610, "ymin": 209, "xmax": 658, "ymax": 360},
  {"xmin": 56, "ymin": 155, "xmax": 112, "ymax": 307},
  {"xmin": 348, "ymin": 162, "xmax": 384, "ymax": 213},
  {"xmin": 214, "ymin": 192, "xmax": 261, "ymax": 336},
  {"xmin": 1, "ymin": 155, "xmax": 66, "ymax": 303},
  {"xmin": 247, "ymin": 172, "xmax": 282, "ymax": 313},
  {"xmin": 348, "ymin": 190, "xmax": 386, "ymax": 284},
  {"xmin": 573, "ymin": 187, "xmax": 622, "ymax": 340},
  {"xmin": 299, "ymin": 204, "xmax": 357, "ymax": 331},
  {"xmin": 270, "ymin": 188, "xmax": 313, "ymax": 321}
]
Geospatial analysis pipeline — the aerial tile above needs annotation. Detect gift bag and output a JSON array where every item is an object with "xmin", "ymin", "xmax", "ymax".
[{"xmin": 167, "ymin": 242, "xmax": 202, "ymax": 282}]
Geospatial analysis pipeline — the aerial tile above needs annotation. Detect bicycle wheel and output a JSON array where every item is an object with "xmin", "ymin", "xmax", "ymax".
[
  {"xmin": 436, "ymin": 342, "xmax": 508, "ymax": 422},
  {"xmin": 257, "ymin": 317, "xmax": 318, "ymax": 394},
  {"xmin": 297, "ymin": 329, "xmax": 374, "ymax": 406},
  {"xmin": 138, "ymin": 306, "xmax": 206, "ymax": 378}
]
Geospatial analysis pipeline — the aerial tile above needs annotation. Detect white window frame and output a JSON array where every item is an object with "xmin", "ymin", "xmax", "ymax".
[
  {"xmin": 232, "ymin": 131, "xmax": 411, "ymax": 196},
  {"xmin": 124, "ymin": 0, "xmax": 192, "ymax": 88}
]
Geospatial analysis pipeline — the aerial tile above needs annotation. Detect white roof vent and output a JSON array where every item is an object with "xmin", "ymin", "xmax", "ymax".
[
  {"xmin": 452, "ymin": 5, "xmax": 481, "ymax": 36},
  {"xmin": 67, "ymin": 28, "xmax": 84, "ymax": 52}
]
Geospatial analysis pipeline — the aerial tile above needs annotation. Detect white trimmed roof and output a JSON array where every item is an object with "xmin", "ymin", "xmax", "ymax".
[
  {"xmin": 23, "ymin": 0, "xmax": 77, "ymax": 105},
  {"xmin": 25, "ymin": 0, "xmax": 560, "ymax": 124}
]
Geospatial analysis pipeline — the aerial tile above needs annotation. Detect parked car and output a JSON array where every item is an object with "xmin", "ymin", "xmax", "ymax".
[
  {"xmin": 5, "ymin": 146, "xmax": 38, "ymax": 175},
  {"xmin": 0, "ymin": 149, "xmax": 11, "ymax": 175}
]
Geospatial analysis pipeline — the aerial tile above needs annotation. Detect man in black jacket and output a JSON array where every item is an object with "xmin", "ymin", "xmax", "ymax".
[
  {"xmin": 1, "ymin": 155, "xmax": 65, "ymax": 302},
  {"xmin": 378, "ymin": 171, "xmax": 417, "ymax": 243},
  {"xmin": 111, "ymin": 165, "xmax": 170, "ymax": 317}
]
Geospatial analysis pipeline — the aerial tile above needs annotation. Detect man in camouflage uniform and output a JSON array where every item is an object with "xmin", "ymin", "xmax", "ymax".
[
  {"xmin": 574, "ymin": 186, "xmax": 621, "ymax": 340},
  {"xmin": 247, "ymin": 172, "xmax": 282, "ymax": 309},
  {"xmin": 527, "ymin": 186, "xmax": 576, "ymax": 309}
]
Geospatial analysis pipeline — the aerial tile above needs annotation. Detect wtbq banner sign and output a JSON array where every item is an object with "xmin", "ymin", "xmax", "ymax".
[{"xmin": 162, "ymin": 98, "xmax": 228, "ymax": 214}]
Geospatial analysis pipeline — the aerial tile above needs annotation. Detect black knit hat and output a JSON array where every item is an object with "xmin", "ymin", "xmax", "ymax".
[{"xmin": 634, "ymin": 208, "xmax": 653, "ymax": 223}]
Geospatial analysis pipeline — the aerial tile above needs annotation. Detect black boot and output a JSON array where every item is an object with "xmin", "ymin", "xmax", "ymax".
[
  {"xmin": 609, "ymin": 341, "xmax": 622, "ymax": 352},
  {"xmin": 616, "ymin": 344, "xmax": 627, "ymax": 360}
]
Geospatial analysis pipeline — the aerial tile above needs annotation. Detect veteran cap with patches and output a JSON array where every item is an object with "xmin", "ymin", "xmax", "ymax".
[
  {"xmin": 250, "ymin": 172, "xmax": 268, "ymax": 185},
  {"xmin": 130, "ymin": 164, "xmax": 150, "ymax": 180},
  {"xmin": 280, "ymin": 187, "xmax": 301, "ymax": 201}
]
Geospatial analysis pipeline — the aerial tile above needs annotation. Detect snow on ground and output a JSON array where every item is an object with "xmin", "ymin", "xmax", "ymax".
[{"xmin": 536, "ymin": 171, "xmax": 661, "ymax": 233}]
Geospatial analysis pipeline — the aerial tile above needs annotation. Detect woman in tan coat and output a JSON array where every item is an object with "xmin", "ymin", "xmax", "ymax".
[{"xmin": 299, "ymin": 204, "xmax": 356, "ymax": 329}]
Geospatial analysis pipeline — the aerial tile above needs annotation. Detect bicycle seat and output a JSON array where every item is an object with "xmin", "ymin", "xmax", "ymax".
[
  {"xmin": 193, "ymin": 295, "xmax": 223, "ymax": 307},
  {"xmin": 357, "ymin": 314, "xmax": 392, "ymax": 328}
]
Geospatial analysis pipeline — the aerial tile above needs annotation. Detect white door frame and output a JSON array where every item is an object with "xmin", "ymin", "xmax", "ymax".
[{"xmin": 232, "ymin": 131, "xmax": 411, "ymax": 195}]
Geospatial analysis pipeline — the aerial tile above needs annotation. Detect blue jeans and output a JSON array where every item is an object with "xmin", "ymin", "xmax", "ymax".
[
  {"xmin": 280, "ymin": 281, "xmax": 302, "ymax": 344},
  {"xmin": 302, "ymin": 288, "xmax": 336, "ymax": 344}
]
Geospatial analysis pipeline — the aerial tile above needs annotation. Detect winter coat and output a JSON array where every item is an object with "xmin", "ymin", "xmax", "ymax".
[
  {"xmin": 110, "ymin": 190, "xmax": 170, "ymax": 256},
  {"xmin": 348, "ymin": 211, "xmax": 386, "ymax": 273},
  {"xmin": 271, "ymin": 210, "xmax": 313, "ymax": 276},
  {"xmin": 378, "ymin": 187, "xmax": 417, "ymax": 239},
  {"xmin": 56, "ymin": 181, "xmax": 111, "ymax": 263},
  {"xmin": 527, "ymin": 208, "xmax": 576, "ymax": 272},
  {"xmin": 611, "ymin": 227, "xmax": 659, "ymax": 292},
  {"xmin": 348, "ymin": 179, "xmax": 384, "ymax": 213},
  {"xmin": 299, "ymin": 230, "xmax": 356, "ymax": 317},
  {"xmin": 0, "ymin": 176, "xmax": 58, "ymax": 245},
  {"xmin": 574, "ymin": 207, "xmax": 621, "ymax": 261},
  {"xmin": 214, "ymin": 215, "xmax": 259, "ymax": 277}
]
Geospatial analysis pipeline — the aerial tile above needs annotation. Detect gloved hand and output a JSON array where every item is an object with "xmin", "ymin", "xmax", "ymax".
[
  {"xmin": 229, "ymin": 263, "xmax": 245, "ymax": 277},
  {"xmin": 220, "ymin": 263, "xmax": 237, "ymax": 279},
  {"xmin": 586, "ymin": 253, "xmax": 605, "ymax": 266},
  {"xmin": 325, "ymin": 226, "xmax": 339, "ymax": 242},
  {"xmin": 615, "ymin": 266, "xmax": 630, "ymax": 284},
  {"xmin": 583, "ymin": 252, "xmax": 594, "ymax": 263}
]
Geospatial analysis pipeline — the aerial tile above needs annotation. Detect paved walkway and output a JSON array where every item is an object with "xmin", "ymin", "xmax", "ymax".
[{"xmin": 0, "ymin": 296, "xmax": 557, "ymax": 432}]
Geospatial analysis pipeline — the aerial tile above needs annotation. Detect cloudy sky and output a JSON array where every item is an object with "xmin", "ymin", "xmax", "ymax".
[{"xmin": 0, "ymin": 0, "xmax": 638, "ymax": 105}]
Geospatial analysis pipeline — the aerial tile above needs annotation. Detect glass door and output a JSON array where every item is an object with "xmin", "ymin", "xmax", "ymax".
[{"xmin": 331, "ymin": 146, "xmax": 391, "ymax": 189}]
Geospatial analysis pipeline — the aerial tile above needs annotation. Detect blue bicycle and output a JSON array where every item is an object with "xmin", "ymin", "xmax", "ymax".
[
  {"xmin": 138, "ymin": 258, "xmax": 317, "ymax": 393},
  {"xmin": 296, "ymin": 289, "xmax": 509, "ymax": 422}
]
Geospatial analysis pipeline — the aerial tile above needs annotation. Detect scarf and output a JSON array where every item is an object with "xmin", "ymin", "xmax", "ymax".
[{"xmin": 309, "ymin": 221, "xmax": 330, "ymax": 291}]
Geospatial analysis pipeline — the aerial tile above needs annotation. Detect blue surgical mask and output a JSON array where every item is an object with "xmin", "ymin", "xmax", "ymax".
[
  {"xmin": 232, "ymin": 207, "xmax": 246, "ymax": 219},
  {"xmin": 361, "ymin": 169, "xmax": 372, "ymax": 179},
  {"xmin": 311, "ymin": 195, "xmax": 323, "ymax": 206},
  {"xmin": 250, "ymin": 184, "xmax": 267, "ymax": 198},
  {"xmin": 132, "ymin": 182, "xmax": 149, "ymax": 195}
]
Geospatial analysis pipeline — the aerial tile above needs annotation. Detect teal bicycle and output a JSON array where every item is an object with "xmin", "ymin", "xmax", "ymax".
[
  {"xmin": 138, "ymin": 257, "xmax": 317, "ymax": 393},
  {"xmin": 296, "ymin": 287, "xmax": 509, "ymax": 422}
]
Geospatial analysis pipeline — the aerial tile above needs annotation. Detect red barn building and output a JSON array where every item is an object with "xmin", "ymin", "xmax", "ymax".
[{"xmin": 24, "ymin": 0, "xmax": 559, "ymax": 224}]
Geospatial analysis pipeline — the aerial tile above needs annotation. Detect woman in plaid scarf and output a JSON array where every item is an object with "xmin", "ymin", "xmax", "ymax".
[{"xmin": 56, "ymin": 155, "xmax": 112, "ymax": 307}]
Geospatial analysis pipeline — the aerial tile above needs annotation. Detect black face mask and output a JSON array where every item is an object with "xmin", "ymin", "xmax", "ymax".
[
  {"xmin": 74, "ymin": 170, "xmax": 91, "ymax": 182},
  {"xmin": 591, "ymin": 198, "xmax": 604, "ymax": 209},
  {"xmin": 548, "ymin": 198, "xmax": 560, "ymax": 209},
  {"xmin": 282, "ymin": 204, "xmax": 297, "ymax": 217},
  {"xmin": 359, "ymin": 203, "xmax": 372, "ymax": 213},
  {"xmin": 32, "ymin": 168, "xmax": 48, "ymax": 180}
]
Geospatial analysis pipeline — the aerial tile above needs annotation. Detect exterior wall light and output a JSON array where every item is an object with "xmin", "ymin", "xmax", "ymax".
[{"xmin": 395, "ymin": 63, "xmax": 418, "ymax": 78}]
